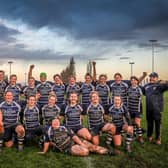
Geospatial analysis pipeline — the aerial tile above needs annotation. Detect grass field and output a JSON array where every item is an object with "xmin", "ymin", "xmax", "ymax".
[{"xmin": 0, "ymin": 93, "xmax": 168, "ymax": 168}]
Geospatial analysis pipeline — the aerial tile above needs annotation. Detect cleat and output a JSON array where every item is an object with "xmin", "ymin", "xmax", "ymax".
[
  {"xmin": 108, "ymin": 148, "xmax": 121, "ymax": 156},
  {"xmin": 147, "ymin": 137, "xmax": 153, "ymax": 142},
  {"xmin": 18, "ymin": 145, "xmax": 23, "ymax": 152},
  {"xmin": 138, "ymin": 137, "xmax": 144, "ymax": 144},
  {"xmin": 155, "ymin": 139, "xmax": 161, "ymax": 145}
]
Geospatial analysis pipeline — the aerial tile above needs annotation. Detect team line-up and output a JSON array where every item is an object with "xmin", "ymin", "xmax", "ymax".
[{"xmin": 0, "ymin": 64, "xmax": 168, "ymax": 156}]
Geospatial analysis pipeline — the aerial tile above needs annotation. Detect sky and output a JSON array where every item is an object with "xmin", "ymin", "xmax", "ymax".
[{"xmin": 0, "ymin": 0, "xmax": 168, "ymax": 82}]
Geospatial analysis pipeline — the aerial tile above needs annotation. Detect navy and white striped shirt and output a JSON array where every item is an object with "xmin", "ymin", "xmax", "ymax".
[
  {"xmin": 22, "ymin": 86, "xmax": 37, "ymax": 100},
  {"xmin": 0, "ymin": 80, "xmax": 8, "ymax": 103},
  {"xmin": 0, "ymin": 101, "xmax": 21, "ymax": 128},
  {"xmin": 66, "ymin": 84, "xmax": 80, "ymax": 99},
  {"xmin": 51, "ymin": 84, "xmax": 65, "ymax": 105},
  {"xmin": 108, "ymin": 104, "xmax": 131, "ymax": 127},
  {"xmin": 127, "ymin": 86, "xmax": 143, "ymax": 114},
  {"xmin": 110, "ymin": 82, "xmax": 128, "ymax": 106},
  {"xmin": 87, "ymin": 103, "xmax": 104, "ymax": 129},
  {"xmin": 64, "ymin": 104, "xmax": 83, "ymax": 130},
  {"xmin": 23, "ymin": 106, "xmax": 40, "ymax": 130},
  {"xmin": 5, "ymin": 84, "xmax": 22, "ymax": 103},
  {"xmin": 80, "ymin": 83, "xmax": 94, "ymax": 105},
  {"xmin": 96, "ymin": 84, "xmax": 110, "ymax": 106},
  {"xmin": 36, "ymin": 82, "xmax": 52, "ymax": 106},
  {"xmin": 42, "ymin": 104, "xmax": 60, "ymax": 124}
]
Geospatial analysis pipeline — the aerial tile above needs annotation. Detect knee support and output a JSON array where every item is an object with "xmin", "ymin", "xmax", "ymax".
[{"xmin": 137, "ymin": 127, "xmax": 143, "ymax": 137}]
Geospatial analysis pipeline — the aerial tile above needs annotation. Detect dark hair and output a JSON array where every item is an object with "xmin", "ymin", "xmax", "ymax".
[
  {"xmin": 10, "ymin": 74, "xmax": 17, "ymax": 79},
  {"xmin": 114, "ymin": 73, "xmax": 122, "ymax": 78},
  {"xmin": 0, "ymin": 70, "xmax": 5, "ymax": 74},
  {"xmin": 99, "ymin": 74, "xmax": 107, "ymax": 80},
  {"xmin": 53, "ymin": 74, "xmax": 62, "ymax": 80},
  {"xmin": 85, "ymin": 73, "xmax": 92, "ymax": 79},
  {"xmin": 130, "ymin": 76, "xmax": 139, "ymax": 83}
]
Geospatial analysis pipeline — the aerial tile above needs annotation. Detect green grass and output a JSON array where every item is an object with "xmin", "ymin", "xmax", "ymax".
[{"xmin": 1, "ymin": 92, "xmax": 168, "ymax": 168}]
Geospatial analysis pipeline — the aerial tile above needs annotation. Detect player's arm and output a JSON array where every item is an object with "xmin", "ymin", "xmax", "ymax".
[
  {"xmin": 28, "ymin": 64, "xmax": 35, "ymax": 80},
  {"xmin": 38, "ymin": 142, "xmax": 50, "ymax": 154},
  {"xmin": 0, "ymin": 110, "xmax": 3, "ymax": 126},
  {"xmin": 138, "ymin": 72, "xmax": 147, "ymax": 83}
]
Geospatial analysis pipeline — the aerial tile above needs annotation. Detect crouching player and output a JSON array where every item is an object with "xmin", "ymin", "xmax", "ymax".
[
  {"xmin": 108, "ymin": 95, "xmax": 133, "ymax": 153},
  {"xmin": 0, "ymin": 91, "xmax": 25, "ymax": 151},
  {"xmin": 38, "ymin": 118, "xmax": 109, "ymax": 156},
  {"xmin": 23, "ymin": 95, "xmax": 43, "ymax": 146},
  {"xmin": 87, "ymin": 91, "xmax": 118, "ymax": 154}
]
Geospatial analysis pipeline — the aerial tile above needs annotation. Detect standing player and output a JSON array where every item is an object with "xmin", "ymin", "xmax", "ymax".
[
  {"xmin": 108, "ymin": 95, "xmax": 133, "ymax": 153},
  {"xmin": 23, "ymin": 95, "xmax": 43, "ymax": 146},
  {"xmin": 5, "ymin": 74, "xmax": 22, "ymax": 104},
  {"xmin": 0, "ymin": 91, "xmax": 25, "ymax": 151},
  {"xmin": 143, "ymin": 72, "xmax": 168, "ymax": 145},
  {"xmin": 127, "ymin": 76, "xmax": 144, "ymax": 143},
  {"xmin": 51, "ymin": 74, "xmax": 65, "ymax": 109},
  {"xmin": 63, "ymin": 92, "xmax": 91, "ymax": 141},
  {"xmin": 66, "ymin": 76, "xmax": 80, "ymax": 101},
  {"xmin": 80, "ymin": 73, "xmax": 95, "ymax": 114},
  {"xmin": 22, "ymin": 76, "xmax": 38, "ymax": 108},
  {"xmin": 0, "ymin": 70, "xmax": 8, "ymax": 103},
  {"xmin": 110, "ymin": 73, "xmax": 128, "ymax": 106},
  {"xmin": 95, "ymin": 74, "xmax": 110, "ymax": 114}
]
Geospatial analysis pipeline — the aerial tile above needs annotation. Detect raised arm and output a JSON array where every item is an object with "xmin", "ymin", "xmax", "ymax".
[
  {"xmin": 28, "ymin": 64, "xmax": 35, "ymax": 80},
  {"xmin": 138, "ymin": 72, "xmax": 147, "ymax": 83}
]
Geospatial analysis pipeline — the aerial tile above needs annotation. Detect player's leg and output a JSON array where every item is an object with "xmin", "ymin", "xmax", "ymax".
[
  {"xmin": 155, "ymin": 119, "xmax": 161, "ymax": 145},
  {"xmin": 147, "ymin": 111, "xmax": 154, "ymax": 142},
  {"xmin": 92, "ymin": 135, "xmax": 100, "ymax": 145},
  {"xmin": 70, "ymin": 144, "xmax": 89, "ymax": 156},
  {"xmin": 123, "ymin": 124, "xmax": 133, "ymax": 153},
  {"xmin": 102, "ymin": 123, "xmax": 116, "ymax": 135},
  {"xmin": 135, "ymin": 117, "xmax": 144, "ymax": 144},
  {"xmin": 77, "ymin": 128, "xmax": 92, "ymax": 141},
  {"xmin": 15, "ymin": 125, "xmax": 25, "ymax": 151},
  {"xmin": 0, "ymin": 125, "xmax": 4, "ymax": 151}
]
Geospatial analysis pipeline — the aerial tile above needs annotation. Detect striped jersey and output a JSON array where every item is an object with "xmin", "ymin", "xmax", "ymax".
[
  {"xmin": 47, "ymin": 126, "xmax": 74, "ymax": 152},
  {"xmin": 0, "ymin": 80, "xmax": 8, "ymax": 103},
  {"xmin": 110, "ymin": 81, "xmax": 128, "ymax": 106},
  {"xmin": 66, "ymin": 84, "xmax": 80, "ymax": 98},
  {"xmin": 127, "ymin": 86, "xmax": 143, "ymax": 114},
  {"xmin": 80, "ymin": 83, "xmax": 94, "ymax": 105},
  {"xmin": 23, "ymin": 106, "xmax": 40, "ymax": 130},
  {"xmin": 5, "ymin": 84, "xmax": 22, "ymax": 103},
  {"xmin": 87, "ymin": 103, "xmax": 104, "ymax": 129},
  {"xmin": 42, "ymin": 104, "xmax": 60, "ymax": 124},
  {"xmin": 51, "ymin": 84, "xmax": 65, "ymax": 105},
  {"xmin": 36, "ymin": 82, "xmax": 52, "ymax": 106},
  {"xmin": 108, "ymin": 104, "xmax": 131, "ymax": 127},
  {"xmin": 0, "ymin": 101, "xmax": 21, "ymax": 128},
  {"xmin": 64, "ymin": 104, "xmax": 83, "ymax": 130},
  {"xmin": 95, "ymin": 84, "xmax": 110, "ymax": 106},
  {"xmin": 22, "ymin": 86, "xmax": 37, "ymax": 100}
]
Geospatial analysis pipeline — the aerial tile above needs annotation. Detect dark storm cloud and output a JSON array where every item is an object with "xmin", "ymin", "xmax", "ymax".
[
  {"xmin": 0, "ymin": 0, "xmax": 168, "ymax": 41},
  {"xmin": 0, "ymin": 23, "xmax": 20, "ymax": 42}
]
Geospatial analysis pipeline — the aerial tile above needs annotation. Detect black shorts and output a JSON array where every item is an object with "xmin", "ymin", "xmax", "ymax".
[
  {"xmin": 25, "ymin": 126, "xmax": 43, "ymax": 141},
  {"xmin": 3, "ymin": 123, "xmax": 21, "ymax": 142},
  {"xmin": 90, "ymin": 123, "xmax": 105, "ymax": 136},
  {"xmin": 115, "ymin": 126, "xmax": 123, "ymax": 135},
  {"xmin": 130, "ymin": 112, "xmax": 141, "ymax": 119},
  {"xmin": 68, "ymin": 125, "xmax": 84, "ymax": 134}
]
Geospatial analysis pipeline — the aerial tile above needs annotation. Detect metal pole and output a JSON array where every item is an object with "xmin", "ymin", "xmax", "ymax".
[
  {"xmin": 149, "ymin": 40, "xmax": 157, "ymax": 72},
  {"xmin": 8, "ymin": 61, "xmax": 13, "ymax": 77},
  {"xmin": 129, "ymin": 62, "xmax": 135, "ymax": 76}
]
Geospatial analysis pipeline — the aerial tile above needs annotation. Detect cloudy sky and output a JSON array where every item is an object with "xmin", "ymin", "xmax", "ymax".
[{"xmin": 0, "ymin": 0, "xmax": 168, "ymax": 82}]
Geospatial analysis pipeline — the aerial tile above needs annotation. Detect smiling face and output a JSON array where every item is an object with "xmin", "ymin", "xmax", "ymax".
[
  {"xmin": 0, "ymin": 71, "xmax": 5, "ymax": 81},
  {"xmin": 5, "ymin": 91, "xmax": 13, "ymax": 103},
  {"xmin": 114, "ymin": 74, "xmax": 122, "ymax": 84},
  {"xmin": 99, "ymin": 75, "xmax": 107, "ymax": 85},
  {"xmin": 69, "ymin": 76, "xmax": 76, "ymax": 85},
  {"xmin": 114, "ymin": 96, "xmax": 122, "ymax": 108},
  {"xmin": 10, "ymin": 75, "xmax": 17, "ymax": 85},
  {"xmin": 52, "ymin": 118, "xmax": 60, "ymax": 129},
  {"xmin": 28, "ymin": 96, "xmax": 36, "ymax": 107},
  {"xmin": 90, "ymin": 91, "xmax": 100, "ymax": 104},
  {"xmin": 48, "ymin": 95, "xmax": 56, "ymax": 106},
  {"xmin": 150, "ymin": 76, "xmax": 158, "ymax": 83},
  {"xmin": 131, "ymin": 78, "xmax": 138, "ymax": 87},
  {"xmin": 69, "ymin": 93, "xmax": 78, "ymax": 105},
  {"xmin": 54, "ymin": 75, "xmax": 62, "ymax": 84},
  {"xmin": 85, "ymin": 75, "xmax": 92, "ymax": 84}
]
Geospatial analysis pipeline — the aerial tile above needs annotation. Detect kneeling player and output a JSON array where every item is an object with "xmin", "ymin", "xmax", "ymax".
[
  {"xmin": 87, "ymin": 91, "xmax": 117, "ymax": 154},
  {"xmin": 62, "ymin": 92, "xmax": 91, "ymax": 141},
  {"xmin": 38, "ymin": 118, "xmax": 109, "ymax": 156},
  {"xmin": 23, "ymin": 95, "xmax": 43, "ymax": 146},
  {"xmin": 0, "ymin": 91, "xmax": 25, "ymax": 151},
  {"xmin": 108, "ymin": 95, "xmax": 133, "ymax": 153}
]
